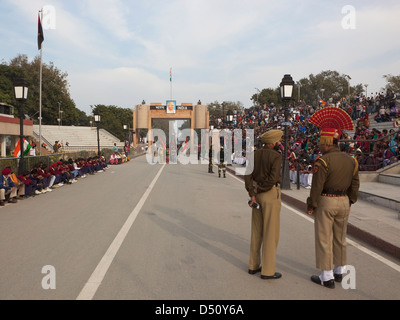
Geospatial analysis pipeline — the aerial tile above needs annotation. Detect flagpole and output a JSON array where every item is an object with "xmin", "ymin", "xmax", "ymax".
[{"xmin": 37, "ymin": 9, "xmax": 43, "ymax": 155}]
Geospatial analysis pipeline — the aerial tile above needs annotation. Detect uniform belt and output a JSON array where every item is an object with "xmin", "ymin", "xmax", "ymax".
[{"xmin": 321, "ymin": 189, "xmax": 347, "ymax": 197}]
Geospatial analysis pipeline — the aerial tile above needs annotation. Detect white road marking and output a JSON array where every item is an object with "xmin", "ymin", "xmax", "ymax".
[
  {"xmin": 76, "ymin": 164, "xmax": 166, "ymax": 300},
  {"xmin": 227, "ymin": 169, "xmax": 400, "ymax": 272}
]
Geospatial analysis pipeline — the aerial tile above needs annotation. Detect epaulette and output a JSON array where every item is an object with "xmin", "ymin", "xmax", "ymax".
[{"xmin": 317, "ymin": 157, "xmax": 328, "ymax": 169}]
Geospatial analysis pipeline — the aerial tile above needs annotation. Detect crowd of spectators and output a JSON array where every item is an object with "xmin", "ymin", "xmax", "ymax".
[
  {"xmin": 215, "ymin": 89, "xmax": 400, "ymax": 178},
  {"xmin": 0, "ymin": 156, "xmax": 108, "ymax": 206}
]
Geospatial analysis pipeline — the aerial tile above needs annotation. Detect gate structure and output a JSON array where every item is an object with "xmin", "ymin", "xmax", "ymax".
[{"xmin": 132, "ymin": 100, "xmax": 209, "ymax": 148}]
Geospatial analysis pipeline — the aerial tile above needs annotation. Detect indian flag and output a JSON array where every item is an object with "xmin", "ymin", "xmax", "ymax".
[
  {"xmin": 12, "ymin": 138, "xmax": 31, "ymax": 157},
  {"xmin": 179, "ymin": 138, "xmax": 189, "ymax": 153}
]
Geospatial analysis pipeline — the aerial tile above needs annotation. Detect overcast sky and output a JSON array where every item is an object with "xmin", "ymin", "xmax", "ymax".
[{"xmin": 1, "ymin": 0, "xmax": 399, "ymax": 115}]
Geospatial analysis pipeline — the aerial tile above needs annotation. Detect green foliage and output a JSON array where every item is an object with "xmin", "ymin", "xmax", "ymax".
[
  {"xmin": 383, "ymin": 74, "xmax": 400, "ymax": 94},
  {"xmin": 0, "ymin": 54, "xmax": 133, "ymax": 142},
  {"xmin": 207, "ymin": 100, "xmax": 243, "ymax": 117},
  {"xmin": 92, "ymin": 104, "xmax": 133, "ymax": 141},
  {"xmin": 0, "ymin": 54, "xmax": 90, "ymax": 125},
  {"xmin": 250, "ymin": 70, "xmax": 365, "ymax": 106}
]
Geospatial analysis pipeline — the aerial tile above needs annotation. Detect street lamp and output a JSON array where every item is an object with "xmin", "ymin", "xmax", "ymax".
[
  {"xmin": 226, "ymin": 109, "xmax": 234, "ymax": 126},
  {"xmin": 280, "ymin": 74, "xmax": 294, "ymax": 190},
  {"xmin": 13, "ymin": 78, "xmax": 29, "ymax": 175},
  {"xmin": 94, "ymin": 111, "xmax": 101, "ymax": 155},
  {"xmin": 123, "ymin": 124, "xmax": 128, "ymax": 145},
  {"xmin": 364, "ymin": 84, "xmax": 369, "ymax": 98}
]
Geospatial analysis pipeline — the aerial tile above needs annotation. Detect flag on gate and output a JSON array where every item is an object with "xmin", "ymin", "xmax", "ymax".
[
  {"xmin": 12, "ymin": 138, "xmax": 30, "ymax": 157},
  {"xmin": 38, "ymin": 13, "xmax": 44, "ymax": 50},
  {"xmin": 179, "ymin": 138, "xmax": 189, "ymax": 153},
  {"xmin": 158, "ymin": 137, "xmax": 166, "ymax": 149}
]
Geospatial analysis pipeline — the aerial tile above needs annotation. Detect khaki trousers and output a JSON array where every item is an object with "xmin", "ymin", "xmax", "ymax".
[
  {"xmin": 0, "ymin": 188, "xmax": 18, "ymax": 201},
  {"xmin": 248, "ymin": 186, "xmax": 281, "ymax": 276},
  {"xmin": 314, "ymin": 196, "xmax": 350, "ymax": 270}
]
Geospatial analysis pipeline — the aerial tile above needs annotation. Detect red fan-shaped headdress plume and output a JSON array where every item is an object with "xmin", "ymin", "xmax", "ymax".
[{"xmin": 309, "ymin": 107, "xmax": 354, "ymax": 145}]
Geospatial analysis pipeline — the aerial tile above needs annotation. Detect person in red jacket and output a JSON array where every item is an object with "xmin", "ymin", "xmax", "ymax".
[
  {"xmin": 17, "ymin": 171, "xmax": 36, "ymax": 198},
  {"xmin": 48, "ymin": 162, "xmax": 66, "ymax": 187},
  {"xmin": 38, "ymin": 162, "xmax": 55, "ymax": 190}
]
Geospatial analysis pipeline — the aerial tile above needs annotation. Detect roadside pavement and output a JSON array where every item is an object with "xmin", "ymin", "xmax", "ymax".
[{"xmin": 281, "ymin": 181, "xmax": 400, "ymax": 261}]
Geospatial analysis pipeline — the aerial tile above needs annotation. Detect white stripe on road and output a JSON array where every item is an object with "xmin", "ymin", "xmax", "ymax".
[
  {"xmin": 227, "ymin": 170, "xmax": 400, "ymax": 273},
  {"xmin": 76, "ymin": 164, "xmax": 166, "ymax": 300}
]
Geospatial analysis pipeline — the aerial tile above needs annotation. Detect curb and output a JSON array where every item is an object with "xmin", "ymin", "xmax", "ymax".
[{"xmin": 227, "ymin": 166, "xmax": 400, "ymax": 261}]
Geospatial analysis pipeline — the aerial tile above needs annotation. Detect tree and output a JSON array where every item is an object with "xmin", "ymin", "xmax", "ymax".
[
  {"xmin": 92, "ymin": 104, "xmax": 133, "ymax": 141},
  {"xmin": 1, "ymin": 54, "xmax": 90, "ymax": 126},
  {"xmin": 295, "ymin": 70, "xmax": 363, "ymax": 105},
  {"xmin": 251, "ymin": 88, "xmax": 280, "ymax": 107},
  {"xmin": 207, "ymin": 100, "xmax": 243, "ymax": 117},
  {"xmin": 383, "ymin": 74, "xmax": 400, "ymax": 94},
  {"xmin": 250, "ymin": 70, "xmax": 365, "ymax": 107}
]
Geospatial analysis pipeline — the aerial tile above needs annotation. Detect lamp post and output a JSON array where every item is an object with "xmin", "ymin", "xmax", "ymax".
[
  {"xmin": 280, "ymin": 74, "xmax": 294, "ymax": 190},
  {"xmin": 13, "ymin": 78, "xmax": 29, "ymax": 175},
  {"xmin": 94, "ymin": 111, "xmax": 101, "ymax": 155},
  {"xmin": 123, "ymin": 124, "xmax": 128, "ymax": 145},
  {"xmin": 226, "ymin": 109, "xmax": 234, "ymax": 127}
]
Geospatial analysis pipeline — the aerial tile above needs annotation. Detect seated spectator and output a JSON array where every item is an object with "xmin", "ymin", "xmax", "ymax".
[
  {"xmin": 116, "ymin": 153, "xmax": 122, "ymax": 164},
  {"xmin": 375, "ymin": 106, "xmax": 389, "ymax": 122},
  {"xmin": 389, "ymin": 102, "xmax": 398, "ymax": 120},
  {"xmin": 75, "ymin": 158, "xmax": 88, "ymax": 178},
  {"xmin": 48, "ymin": 162, "xmax": 67, "ymax": 187},
  {"xmin": 7, "ymin": 167, "xmax": 25, "ymax": 199},
  {"xmin": 17, "ymin": 171, "xmax": 36, "ymax": 197},
  {"xmin": 37, "ymin": 162, "xmax": 55, "ymax": 191},
  {"xmin": 58, "ymin": 160, "xmax": 73, "ymax": 184},
  {"xmin": 109, "ymin": 153, "xmax": 119, "ymax": 165},
  {"xmin": 30, "ymin": 169, "xmax": 47, "ymax": 194},
  {"xmin": 67, "ymin": 159, "xmax": 79, "ymax": 182},
  {"xmin": 0, "ymin": 168, "xmax": 18, "ymax": 205}
]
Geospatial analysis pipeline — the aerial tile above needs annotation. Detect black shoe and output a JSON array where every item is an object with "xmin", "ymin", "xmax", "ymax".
[
  {"xmin": 311, "ymin": 275, "xmax": 335, "ymax": 288},
  {"xmin": 0, "ymin": 200, "xmax": 5, "ymax": 206},
  {"xmin": 8, "ymin": 198, "xmax": 17, "ymax": 203},
  {"xmin": 261, "ymin": 272, "xmax": 282, "ymax": 280},
  {"xmin": 334, "ymin": 273, "xmax": 343, "ymax": 282},
  {"xmin": 248, "ymin": 267, "xmax": 261, "ymax": 275}
]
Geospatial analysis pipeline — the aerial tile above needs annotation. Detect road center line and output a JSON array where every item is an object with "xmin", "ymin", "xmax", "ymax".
[
  {"xmin": 228, "ymin": 170, "xmax": 400, "ymax": 272},
  {"xmin": 76, "ymin": 164, "xmax": 166, "ymax": 300}
]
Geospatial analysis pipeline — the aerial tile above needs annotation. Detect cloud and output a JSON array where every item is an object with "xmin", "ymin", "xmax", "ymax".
[{"xmin": 2, "ymin": 0, "xmax": 399, "ymax": 114}]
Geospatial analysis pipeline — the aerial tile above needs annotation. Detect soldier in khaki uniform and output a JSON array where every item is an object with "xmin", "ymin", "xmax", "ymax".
[
  {"xmin": 245, "ymin": 129, "xmax": 283, "ymax": 280},
  {"xmin": 306, "ymin": 107, "xmax": 360, "ymax": 289}
]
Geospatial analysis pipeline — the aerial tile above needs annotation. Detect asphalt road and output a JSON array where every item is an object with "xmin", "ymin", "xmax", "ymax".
[{"xmin": 0, "ymin": 155, "xmax": 399, "ymax": 301}]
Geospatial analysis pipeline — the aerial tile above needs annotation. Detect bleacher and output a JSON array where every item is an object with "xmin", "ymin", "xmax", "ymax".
[
  {"xmin": 32, "ymin": 125, "xmax": 124, "ymax": 152},
  {"xmin": 346, "ymin": 111, "xmax": 396, "ymax": 137}
]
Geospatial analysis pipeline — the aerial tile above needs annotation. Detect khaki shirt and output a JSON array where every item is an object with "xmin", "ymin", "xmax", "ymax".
[
  {"xmin": 244, "ymin": 146, "xmax": 282, "ymax": 197},
  {"xmin": 306, "ymin": 147, "xmax": 360, "ymax": 210}
]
